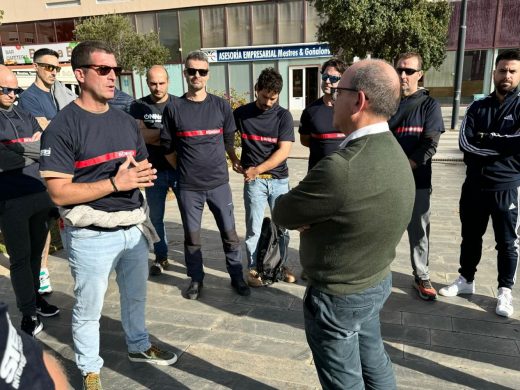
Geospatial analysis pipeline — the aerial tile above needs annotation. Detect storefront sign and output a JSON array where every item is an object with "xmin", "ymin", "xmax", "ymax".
[
  {"xmin": 2, "ymin": 42, "xmax": 78, "ymax": 65},
  {"xmin": 203, "ymin": 43, "xmax": 331, "ymax": 63}
]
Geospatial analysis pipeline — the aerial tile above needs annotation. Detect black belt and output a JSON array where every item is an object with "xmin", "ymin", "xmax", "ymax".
[{"xmin": 83, "ymin": 225, "xmax": 135, "ymax": 232}]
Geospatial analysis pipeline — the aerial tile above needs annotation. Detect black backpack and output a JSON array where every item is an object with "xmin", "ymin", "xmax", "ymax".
[{"xmin": 256, "ymin": 217, "xmax": 285, "ymax": 285}]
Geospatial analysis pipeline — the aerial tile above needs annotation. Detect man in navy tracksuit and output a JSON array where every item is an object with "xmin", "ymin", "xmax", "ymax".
[
  {"xmin": 439, "ymin": 49, "xmax": 520, "ymax": 318},
  {"xmin": 161, "ymin": 51, "xmax": 250, "ymax": 300},
  {"xmin": 388, "ymin": 52, "xmax": 445, "ymax": 301},
  {"xmin": 0, "ymin": 66, "xmax": 59, "ymax": 337}
]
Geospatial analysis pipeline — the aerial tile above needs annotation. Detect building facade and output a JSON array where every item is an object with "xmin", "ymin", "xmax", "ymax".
[{"xmin": 1, "ymin": 0, "xmax": 519, "ymax": 108}]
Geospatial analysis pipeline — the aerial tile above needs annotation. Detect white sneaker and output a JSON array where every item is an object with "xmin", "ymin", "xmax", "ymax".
[
  {"xmin": 38, "ymin": 268, "xmax": 53, "ymax": 295},
  {"xmin": 496, "ymin": 287, "xmax": 513, "ymax": 317},
  {"xmin": 438, "ymin": 275, "xmax": 475, "ymax": 297}
]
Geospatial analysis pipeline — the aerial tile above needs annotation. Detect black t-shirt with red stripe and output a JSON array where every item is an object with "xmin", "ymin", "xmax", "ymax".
[
  {"xmin": 298, "ymin": 97, "xmax": 346, "ymax": 170},
  {"xmin": 0, "ymin": 107, "xmax": 46, "ymax": 200},
  {"xmin": 234, "ymin": 102, "xmax": 294, "ymax": 179},
  {"xmin": 161, "ymin": 93, "xmax": 235, "ymax": 191},
  {"xmin": 40, "ymin": 102, "xmax": 148, "ymax": 212}
]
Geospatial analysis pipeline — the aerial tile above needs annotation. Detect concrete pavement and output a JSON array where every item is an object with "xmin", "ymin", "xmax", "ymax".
[{"xmin": 1, "ymin": 131, "xmax": 520, "ymax": 389}]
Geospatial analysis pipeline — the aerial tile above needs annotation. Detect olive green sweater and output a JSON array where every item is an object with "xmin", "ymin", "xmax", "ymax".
[{"xmin": 272, "ymin": 131, "xmax": 415, "ymax": 295}]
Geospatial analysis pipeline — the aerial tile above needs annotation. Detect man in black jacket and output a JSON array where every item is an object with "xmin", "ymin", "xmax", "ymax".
[
  {"xmin": 439, "ymin": 49, "xmax": 520, "ymax": 318},
  {"xmin": 388, "ymin": 52, "xmax": 444, "ymax": 300}
]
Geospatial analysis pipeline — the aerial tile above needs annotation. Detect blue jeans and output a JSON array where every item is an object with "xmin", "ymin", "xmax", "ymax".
[
  {"xmin": 65, "ymin": 225, "xmax": 151, "ymax": 375},
  {"xmin": 304, "ymin": 274, "xmax": 396, "ymax": 390},
  {"xmin": 244, "ymin": 178, "xmax": 290, "ymax": 269},
  {"xmin": 145, "ymin": 168, "xmax": 178, "ymax": 259}
]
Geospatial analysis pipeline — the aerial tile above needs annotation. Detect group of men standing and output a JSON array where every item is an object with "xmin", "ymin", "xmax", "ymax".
[{"xmin": 1, "ymin": 37, "xmax": 519, "ymax": 390}]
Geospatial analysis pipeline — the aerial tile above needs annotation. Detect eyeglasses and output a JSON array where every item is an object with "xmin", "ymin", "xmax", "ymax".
[
  {"xmin": 186, "ymin": 67, "xmax": 209, "ymax": 77},
  {"xmin": 0, "ymin": 86, "xmax": 24, "ymax": 95},
  {"xmin": 36, "ymin": 62, "xmax": 61, "ymax": 73},
  {"xmin": 330, "ymin": 87, "xmax": 360, "ymax": 101},
  {"xmin": 79, "ymin": 65, "xmax": 123, "ymax": 76},
  {"xmin": 396, "ymin": 67, "xmax": 421, "ymax": 76},
  {"xmin": 321, "ymin": 73, "xmax": 341, "ymax": 84}
]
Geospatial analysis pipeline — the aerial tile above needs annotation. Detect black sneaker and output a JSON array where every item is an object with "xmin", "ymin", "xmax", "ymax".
[
  {"xmin": 231, "ymin": 278, "xmax": 251, "ymax": 296},
  {"xmin": 128, "ymin": 344, "xmax": 178, "ymax": 366},
  {"xmin": 149, "ymin": 257, "xmax": 169, "ymax": 276},
  {"xmin": 185, "ymin": 281, "xmax": 203, "ymax": 300},
  {"xmin": 36, "ymin": 296, "xmax": 60, "ymax": 317},
  {"xmin": 21, "ymin": 315, "xmax": 43, "ymax": 337}
]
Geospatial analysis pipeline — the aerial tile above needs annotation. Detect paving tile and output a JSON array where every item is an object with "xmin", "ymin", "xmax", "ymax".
[
  {"xmin": 452, "ymin": 317, "xmax": 520, "ymax": 340},
  {"xmin": 431, "ymin": 329, "xmax": 519, "ymax": 356},
  {"xmin": 381, "ymin": 323, "xmax": 431, "ymax": 345},
  {"xmin": 402, "ymin": 312, "xmax": 453, "ymax": 331}
]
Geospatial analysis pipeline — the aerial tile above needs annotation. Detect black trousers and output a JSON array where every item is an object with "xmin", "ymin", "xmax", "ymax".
[
  {"xmin": 0, "ymin": 191, "xmax": 54, "ymax": 315},
  {"xmin": 459, "ymin": 181, "xmax": 519, "ymax": 289}
]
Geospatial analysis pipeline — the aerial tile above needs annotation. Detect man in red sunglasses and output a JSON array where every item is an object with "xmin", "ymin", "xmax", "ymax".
[{"xmin": 388, "ymin": 52, "xmax": 445, "ymax": 301}]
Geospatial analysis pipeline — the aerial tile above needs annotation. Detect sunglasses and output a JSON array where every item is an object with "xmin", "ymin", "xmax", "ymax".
[
  {"xmin": 186, "ymin": 67, "xmax": 209, "ymax": 77},
  {"xmin": 0, "ymin": 86, "xmax": 24, "ymax": 95},
  {"xmin": 321, "ymin": 73, "xmax": 341, "ymax": 84},
  {"xmin": 330, "ymin": 87, "xmax": 365, "ymax": 101},
  {"xmin": 36, "ymin": 62, "xmax": 61, "ymax": 73},
  {"xmin": 396, "ymin": 67, "xmax": 421, "ymax": 76},
  {"xmin": 79, "ymin": 65, "xmax": 123, "ymax": 76}
]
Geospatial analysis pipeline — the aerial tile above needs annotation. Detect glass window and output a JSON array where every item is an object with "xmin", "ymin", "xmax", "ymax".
[
  {"xmin": 206, "ymin": 63, "xmax": 227, "ymax": 94},
  {"xmin": 55, "ymin": 20, "xmax": 75, "ymax": 42},
  {"xmin": 279, "ymin": 0, "xmax": 303, "ymax": 44},
  {"xmin": 252, "ymin": 3, "xmax": 275, "ymax": 45},
  {"xmin": 0, "ymin": 24, "xmax": 19, "ymax": 45},
  {"xmin": 228, "ymin": 62, "xmax": 251, "ymax": 99},
  {"xmin": 202, "ymin": 7, "xmax": 225, "ymax": 48},
  {"xmin": 179, "ymin": 9, "xmax": 201, "ymax": 61},
  {"xmin": 227, "ymin": 5, "xmax": 250, "ymax": 47},
  {"xmin": 37, "ymin": 21, "xmax": 56, "ymax": 43},
  {"xmin": 17, "ymin": 23, "xmax": 36, "ymax": 44},
  {"xmin": 136, "ymin": 13, "xmax": 156, "ymax": 34},
  {"xmin": 305, "ymin": 2, "xmax": 319, "ymax": 42},
  {"xmin": 158, "ymin": 11, "xmax": 181, "ymax": 63}
]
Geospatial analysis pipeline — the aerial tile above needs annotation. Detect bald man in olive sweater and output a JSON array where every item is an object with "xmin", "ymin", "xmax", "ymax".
[{"xmin": 273, "ymin": 59, "xmax": 414, "ymax": 390}]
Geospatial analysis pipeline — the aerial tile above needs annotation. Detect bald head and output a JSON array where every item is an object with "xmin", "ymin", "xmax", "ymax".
[
  {"xmin": 0, "ymin": 65, "xmax": 20, "ymax": 109},
  {"xmin": 146, "ymin": 65, "xmax": 169, "ymax": 103},
  {"xmin": 346, "ymin": 59, "xmax": 400, "ymax": 119}
]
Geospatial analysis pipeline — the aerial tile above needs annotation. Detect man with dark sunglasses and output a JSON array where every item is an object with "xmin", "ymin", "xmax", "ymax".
[
  {"xmin": 18, "ymin": 48, "xmax": 76, "ymax": 297},
  {"xmin": 0, "ymin": 65, "xmax": 59, "ymax": 337},
  {"xmin": 39, "ymin": 41, "xmax": 177, "ymax": 389},
  {"xmin": 161, "ymin": 50, "xmax": 249, "ymax": 300},
  {"xmin": 388, "ymin": 52, "xmax": 444, "ymax": 301},
  {"xmin": 299, "ymin": 58, "xmax": 347, "ymax": 171}
]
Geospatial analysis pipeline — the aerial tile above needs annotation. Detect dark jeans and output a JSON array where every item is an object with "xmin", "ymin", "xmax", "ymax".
[
  {"xmin": 459, "ymin": 182, "xmax": 519, "ymax": 289},
  {"xmin": 0, "ymin": 191, "xmax": 54, "ymax": 315},
  {"xmin": 304, "ymin": 274, "xmax": 396, "ymax": 390},
  {"xmin": 176, "ymin": 183, "xmax": 242, "ymax": 282},
  {"xmin": 145, "ymin": 168, "xmax": 178, "ymax": 259}
]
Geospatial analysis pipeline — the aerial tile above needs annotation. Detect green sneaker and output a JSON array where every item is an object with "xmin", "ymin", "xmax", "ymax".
[
  {"xmin": 128, "ymin": 344, "xmax": 178, "ymax": 366},
  {"xmin": 83, "ymin": 372, "xmax": 102, "ymax": 390}
]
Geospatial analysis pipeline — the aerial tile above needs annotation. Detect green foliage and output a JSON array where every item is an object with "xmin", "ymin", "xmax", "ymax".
[
  {"xmin": 210, "ymin": 88, "xmax": 250, "ymax": 148},
  {"xmin": 74, "ymin": 14, "xmax": 169, "ymax": 74},
  {"xmin": 308, "ymin": 0, "xmax": 452, "ymax": 70}
]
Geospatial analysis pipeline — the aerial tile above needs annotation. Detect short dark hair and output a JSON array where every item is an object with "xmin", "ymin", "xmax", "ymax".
[
  {"xmin": 321, "ymin": 58, "xmax": 347, "ymax": 75},
  {"xmin": 71, "ymin": 40, "xmax": 114, "ymax": 70},
  {"xmin": 33, "ymin": 48, "xmax": 59, "ymax": 63},
  {"xmin": 496, "ymin": 49, "xmax": 520, "ymax": 66},
  {"xmin": 350, "ymin": 59, "xmax": 400, "ymax": 119},
  {"xmin": 397, "ymin": 52, "xmax": 423, "ymax": 70},
  {"xmin": 185, "ymin": 51, "xmax": 208, "ymax": 67},
  {"xmin": 256, "ymin": 67, "xmax": 283, "ymax": 94}
]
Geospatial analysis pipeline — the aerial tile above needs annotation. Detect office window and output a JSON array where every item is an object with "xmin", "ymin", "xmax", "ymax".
[
  {"xmin": 305, "ymin": 2, "xmax": 320, "ymax": 42},
  {"xmin": 252, "ymin": 3, "xmax": 275, "ymax": 45},
  {"xmin": 202, "ymin": 7, "xmax": 225, "ymax": 48},
  {"xmin": 158, "ymin": 11, "xmax": 181, "ymax": 63},
  {"xmin": 179, "ymin": 9, "xmax": 201, "ymax": 61},
  {"xmin": 136, "ymin": 13, "xmax": 156, "ymax": 34},
  {"xmin": 0, "ymin": 24, "xmax": 19, "ymax": 45},
  {"xmin": 37, "ymin": 21, "xmax": 56, "ymax": 43},
  {"xmin": 55, "ymin": 19, "xmax": 75, "ymax": 42},
  {"xmin": 228, "ymin": 62, "xmax": 251, "ymax": 98},
  {"xmin": 279, "ymin": 1, "xmax": 304, "ymax": 44},
  {"xmin": 17, "ymin": 23, "xmax": 36, "ymax": 44},
  {"xmin": 227, "ymin": 5, "xmax": 250, "ymax": 47}
]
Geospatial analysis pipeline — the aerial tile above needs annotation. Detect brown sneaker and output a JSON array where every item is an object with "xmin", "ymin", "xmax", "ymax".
[
  {"xmin": 83, "ymin": 372, "xmax": 102, "ymax": 390},
  {"xmin": 247, "ymin": 269, "xmax": 264, "ymax": 287},
  {"xmin": 282, "ymin": 266, "xmax": 297, "ymax": 283}
]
